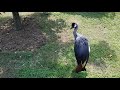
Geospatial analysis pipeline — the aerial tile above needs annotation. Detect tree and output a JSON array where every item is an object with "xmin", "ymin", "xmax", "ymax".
[{"xmin": 12, "ymin": 12, "xmax": 23, "ymax": 30}]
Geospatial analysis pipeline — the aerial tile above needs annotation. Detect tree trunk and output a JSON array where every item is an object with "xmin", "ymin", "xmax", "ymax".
[{"xmin": 12, "ymin": 12, "xmax": 23, "ymax": 30}]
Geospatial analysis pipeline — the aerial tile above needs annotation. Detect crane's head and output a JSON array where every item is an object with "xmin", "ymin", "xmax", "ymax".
[{"xmin": 71, "ymin": 23, "xmax": 78, "ymax": 29}]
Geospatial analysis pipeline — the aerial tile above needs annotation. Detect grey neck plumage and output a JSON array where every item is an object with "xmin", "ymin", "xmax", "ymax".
[{"xmin": 73, "ymin": 26, "xmax": 78, "ymax": 40}]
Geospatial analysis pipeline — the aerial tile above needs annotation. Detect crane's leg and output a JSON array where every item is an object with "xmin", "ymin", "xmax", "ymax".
[
  {"xmin": 75, "ymin": 64, "xmax": 87, "ymax": 72},
  {"xmin": 81, "ymin": 67, "xmax": 86, "ymax": 71}
]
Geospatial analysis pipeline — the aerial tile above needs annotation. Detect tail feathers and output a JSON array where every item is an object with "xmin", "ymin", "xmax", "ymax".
[
  {"xmin": 75, "ymin": 61, "xmax": 86, "ymax": 73},
  {"xmin": 75, "ymin": 64, "xmax": 82, "ymax": 73}
]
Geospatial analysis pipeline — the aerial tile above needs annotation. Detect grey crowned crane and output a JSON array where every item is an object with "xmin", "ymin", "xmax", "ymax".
[{"xmin": 71, "ymin": 23, "xmax": 90, "ymax": 73}]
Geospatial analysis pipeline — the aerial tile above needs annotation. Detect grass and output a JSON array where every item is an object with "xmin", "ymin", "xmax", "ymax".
[{"xmin": 0, "ymin": 12, "xmax": 120, "ymax": 78}]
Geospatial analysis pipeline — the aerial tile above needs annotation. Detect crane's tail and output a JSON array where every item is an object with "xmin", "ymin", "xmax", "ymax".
[
  {"xmin": 75, "ymin": 59, "xmax": 89, "ymax": 73},
  {"xmin": 75, "ymin": 64, "xmax": 82, "ymax": 73}
]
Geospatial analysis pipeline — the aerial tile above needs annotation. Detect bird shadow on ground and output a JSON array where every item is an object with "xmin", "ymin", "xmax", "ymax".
[
  {"xmin": 88, "ymin": 41, "xmax": 117, "ymax": 70},
  {"xmin": 63, "ymin": 12, "xmax": 116, "ymax": 19}
]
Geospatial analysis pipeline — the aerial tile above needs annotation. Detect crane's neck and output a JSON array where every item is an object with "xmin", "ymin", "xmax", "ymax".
[{"xmin": 73, "ymin": 27, "xmax": 78, "ymax": 40}]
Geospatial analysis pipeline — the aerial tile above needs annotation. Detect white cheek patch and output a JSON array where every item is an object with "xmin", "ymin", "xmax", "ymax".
[{"xmin": 74, "ymin": 24, "xmax": 77, "ymax": 28}]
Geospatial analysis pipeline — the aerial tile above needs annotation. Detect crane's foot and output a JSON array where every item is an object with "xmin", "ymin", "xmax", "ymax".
[
  {"xmin": 74, "ymin": 65, "xmax": 87, "ymax": 73},
  {"xmin": 81, "ymin": 67, "xmax": 86, "ymax": 71}
]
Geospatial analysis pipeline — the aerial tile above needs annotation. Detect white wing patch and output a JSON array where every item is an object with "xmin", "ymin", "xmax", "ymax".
[{"xmin": 89, "ymin": 46, "xmax": 90, "ymax": 53}]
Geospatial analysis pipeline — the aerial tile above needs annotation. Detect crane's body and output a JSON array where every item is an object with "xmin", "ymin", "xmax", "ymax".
[{"xmin": 71, "ymin": 23, "xmax": 90, "ymax": 73}]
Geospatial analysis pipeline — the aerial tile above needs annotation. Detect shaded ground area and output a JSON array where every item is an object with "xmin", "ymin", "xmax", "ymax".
[
  {"xmin": 63, "ymin": 12, "xmax": 116, "ymax": 19},
  {"xmin": 87, "ymin": 40, "xmax": 117, "ymax": 76},
  {"xmin": 0, "ymin": 16, "xmax": 46, "ymax": 52},
  {"xmin": 0, "ymin": 12, "xmax": 72, "ymax": 78},
  {"xmin": 90, "ymin": 41, "xmax": 117, "ymax": 64}
]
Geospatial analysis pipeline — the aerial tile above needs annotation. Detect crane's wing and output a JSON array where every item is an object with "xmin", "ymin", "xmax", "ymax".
[{"xmin": 74, "ymin": 36, "xmax": 89, "ymax": 67}]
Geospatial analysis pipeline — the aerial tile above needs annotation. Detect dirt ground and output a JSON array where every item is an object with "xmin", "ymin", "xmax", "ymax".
[{"xmin": 0, "ymin": 17, "xmax": 46, "ymax": 52}]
